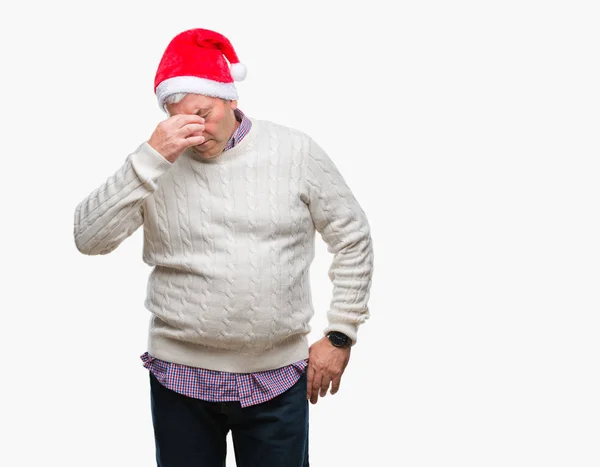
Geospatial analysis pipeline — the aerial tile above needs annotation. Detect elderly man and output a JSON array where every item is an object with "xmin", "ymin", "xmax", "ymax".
[{"xmin": 74, "ymin": 28, "xmax": 374, "ymax": 467}]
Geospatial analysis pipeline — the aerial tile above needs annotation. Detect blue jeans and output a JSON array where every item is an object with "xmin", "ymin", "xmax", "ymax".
[{"xmin": 149, "ymin": 370, "xmax": 309, "ymax": 467}]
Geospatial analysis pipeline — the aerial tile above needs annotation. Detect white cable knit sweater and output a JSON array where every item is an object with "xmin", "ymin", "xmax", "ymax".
[{"xmin": 74, "ymin": 118, "xmax": 374, "ymax": 372}]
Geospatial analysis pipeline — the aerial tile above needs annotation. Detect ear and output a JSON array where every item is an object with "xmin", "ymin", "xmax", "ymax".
[{"xmin": 229, "ymin": 99, "xmax": 238, "ymax": 111}]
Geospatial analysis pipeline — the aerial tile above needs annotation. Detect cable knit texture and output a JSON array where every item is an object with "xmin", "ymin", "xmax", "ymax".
[{"xmin": 74, "ymin": 118, "xmax": 374, "ymax": 373}]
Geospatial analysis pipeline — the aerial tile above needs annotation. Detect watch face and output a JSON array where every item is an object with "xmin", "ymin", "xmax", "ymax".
[{"xmin": 329, "ymin": 332, "xmax": 349, "ymax": 347}]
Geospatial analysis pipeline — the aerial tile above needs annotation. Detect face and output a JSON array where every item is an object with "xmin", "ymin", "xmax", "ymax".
[{"xmin": 166, "ymin": 94, "xmax": 238, "ymax": 159}]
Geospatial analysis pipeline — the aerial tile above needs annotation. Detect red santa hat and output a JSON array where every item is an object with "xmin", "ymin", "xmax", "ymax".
[{"xmin": 154, "ymin": 28, "xmax": 247, "ymax": 111}]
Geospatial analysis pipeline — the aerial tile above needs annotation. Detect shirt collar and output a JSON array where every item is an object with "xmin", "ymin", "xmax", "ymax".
[{"xmin": 223, "ymin": 108, "xmax": 251, "ymax": 151}]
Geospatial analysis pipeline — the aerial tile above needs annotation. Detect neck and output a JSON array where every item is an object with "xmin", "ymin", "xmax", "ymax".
[
  {"xmin": 218, "ymin": 111, "xmax": 240, "ymax": 153},
  {"xmin": 227, "ymin": 110, "xmax": 240, "ymax": 139}
]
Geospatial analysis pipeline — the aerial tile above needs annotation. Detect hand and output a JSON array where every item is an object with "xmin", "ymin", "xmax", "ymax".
[
  {"xmin": 148, "ymin": 114, "xmax": 206, "ymax": 163},
  {"xmin": 306, "ymin": 336, "xmax": 351, "ymax": 404}
]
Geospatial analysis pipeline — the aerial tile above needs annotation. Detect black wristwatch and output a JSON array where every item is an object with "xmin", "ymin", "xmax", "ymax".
[{"xmin": 327, "ymin": 331, "xmax": 350, "ymax": 348}]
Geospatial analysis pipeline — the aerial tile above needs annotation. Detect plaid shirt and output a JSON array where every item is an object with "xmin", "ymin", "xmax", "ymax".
[{"xmin": 141, "ymin": 108, "xmax": 308, "ymax": 407}]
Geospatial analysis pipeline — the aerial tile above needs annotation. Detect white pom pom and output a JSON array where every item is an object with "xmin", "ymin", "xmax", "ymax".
[{"xmin": 230, "ymin": 62, "xmax": 247, "ymax": 81}]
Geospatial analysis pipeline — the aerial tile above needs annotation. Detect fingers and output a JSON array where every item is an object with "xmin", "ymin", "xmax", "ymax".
[
  {"xmin": 179, "ymin": 123, "xmax": 205, "ymax": 137},
  {"xmin": 330, "ymin": 375, "xmax": 342, "ymax": 395},
  {"xmin": 307, "ymin": 367, "xmax": 342, "ymax": 402},
  {"xmin": 310, "ymin": 373, "xmax": 322, "ymax": 404},
  {"xmin": 307, "ymin": 364, "xmax": 323, "ymax": 404},
  {"xmin": 184, "ymin": 135, "xmax": 205, "ymax": 147},
  {"xmin": 178, "ymin": 121, "xmax": 205, "ymax": 148},
  {"xmin": 319, "ymin": 377, "xmax": 330, "ymax": 398},
  {"xmin": 149, "ymin": 114, "xmax": 207, "ymax": 162},
  {"xmin": 306, "ymin": 365, "xmax": 315, "ymax": 401},
  {"xmin": 171, "ymin": 114, "xmax": 205, "ymax": 126}
]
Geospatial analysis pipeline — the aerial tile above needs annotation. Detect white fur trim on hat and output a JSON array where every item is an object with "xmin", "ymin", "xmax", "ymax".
[{"xmin": 156, "ymin": 76, "xmax": 239, "ymax": 110}]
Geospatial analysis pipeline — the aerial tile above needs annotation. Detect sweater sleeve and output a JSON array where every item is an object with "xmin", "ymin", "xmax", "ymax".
[
  {"xmin": 74, "ymin": 142, "xmax": 172, "ymax": 255},
  {"xmin": 303, "ymin": 137, "xmax": 374, "ymax": 345}
]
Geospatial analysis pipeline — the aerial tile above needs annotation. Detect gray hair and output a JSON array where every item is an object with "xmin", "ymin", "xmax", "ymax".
[{"xmin": 163, "ymin": 92, "xmax": 188, "ymax": 115}]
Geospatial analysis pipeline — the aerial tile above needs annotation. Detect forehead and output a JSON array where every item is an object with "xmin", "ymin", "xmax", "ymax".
[{"xmin": 171, "ymin": 94, "xmax": 219, "ymax": 114}]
